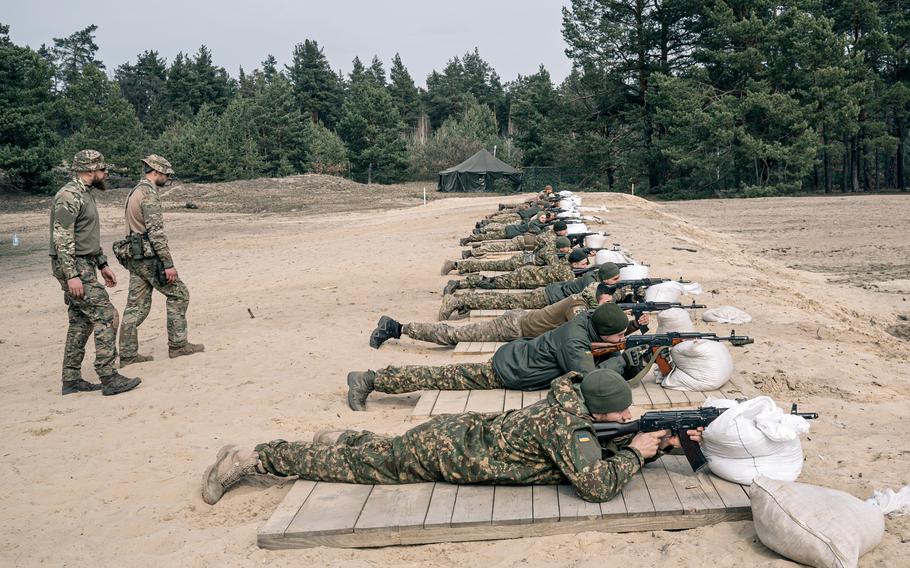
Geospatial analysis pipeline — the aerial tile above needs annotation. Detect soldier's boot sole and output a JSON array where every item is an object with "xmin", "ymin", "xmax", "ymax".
[
  {"xmin": 120, "ymin": 354, "xmax": 154, "ymax": 368},
  {"xmin": 443, "ymin": 280, "xmax": 460, "ymax": 296},
  {"xmin": 440, "ymin": 260, "xmax": 457, "ymax": 275},
  {"xmin": 61, "ymin": 379, "xmax": 102, "ymax": 395},
  {"xmin": 201, "ymin": 445, "xmax": 235, "ymax": 505}
]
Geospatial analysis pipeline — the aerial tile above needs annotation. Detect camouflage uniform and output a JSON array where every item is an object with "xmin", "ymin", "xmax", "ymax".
[
  {"xmin": 375, "ymin": 361, "xmax": 502, "ymax": 392},
  {"xmin": 471, "ymin": 231, "xmax": 555, "ymax": 257},
  {"xmin": 457, "ymin": 243, "xmax": 558, "ymax": 274},
  {"xmin": 462, "ymin": 262, "xmax": 575, "ymax": 290},
  {"xmin": 49, "ymin": 166, "xmax": 118, "ymax": 382},
  {"xmin": 447, "ymin": 288, "xmax": 550, "ymax": 313},
  {"xmin": 484, "ymin": 212, "xmax": 520, "ymax": 224},
  {"xmin": 119, "ymin": 158, "xmax": 191, "ymax": 357},
  {"xmin": 405, "ymin": 310, "xmax": 526, "ymax": 345},
  {"xmin": 256, "ymin": 374, "xmax": 646, "ymax": 502}
]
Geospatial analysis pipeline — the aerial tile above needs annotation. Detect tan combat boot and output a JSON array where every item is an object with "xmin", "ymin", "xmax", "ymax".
[
  {"xmin": 169, "ymin": 342, "xmax": 205, "ymax": 359},
  {"xmin": 120, "ymin": 354, "xmax": 153, "ymax": 368},
  {"xmin": 201, "ymin": 445, "xmax": 264, "ymax": 505},
  {"xmin": 440, "ymin": 260, "xmax": 456, "ymax": 275}
]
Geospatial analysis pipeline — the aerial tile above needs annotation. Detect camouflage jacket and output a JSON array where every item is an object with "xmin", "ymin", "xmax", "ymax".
[
  {"xmin": 129, "ymin": 178, "xmax": 174, "ymax": 268},
  {"xmin": 48, "ymin": 177, "xmax": 107, "ymax": 279},
  {"xmin": 404, "ymin": 373, "xmax": 644, "ymax": 502}
]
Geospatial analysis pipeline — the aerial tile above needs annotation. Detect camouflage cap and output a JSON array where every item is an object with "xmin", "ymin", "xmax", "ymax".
[
  {"xmin": 142, "ymin": 154, "xmax": 175, "ymax": 175},
  {"xmin": 72, "ymin": 149, "xmax": 107, "ymax": 172}
]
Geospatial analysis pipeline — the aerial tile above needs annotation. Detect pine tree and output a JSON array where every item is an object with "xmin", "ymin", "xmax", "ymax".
[
  {"xmin": 45, "ymin": 24, "xmax": 105, "ymax": 91},
  {"xmin": 337, "ymin": 78, "xmax": 407, "ymax": 183},
  {"xmin": 369, "ymin": 55, "xmax": 386, "ymax": 86},
  {"xmin": 61, "ymin": 64, "xmax": 148, "ymax": 175},
  {"xmin": 0, "ymin": 24, "xmax": 60, "ymax": 191},
  {"xmin": 388, "ymin": 53, "xmax": 421, "ymax": 129},
  {"xmin": 115, "ymin": 50, "xmax": 168, "ymax": 134},
  {"xmin": 285, "ymin": 39, "xmax": 345, "ymax": 127}
]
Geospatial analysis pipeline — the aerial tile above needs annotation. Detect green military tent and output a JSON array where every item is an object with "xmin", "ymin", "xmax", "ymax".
[{"xmin": 437, "ymin": 148, "xmax": 523, "ymax": 192}]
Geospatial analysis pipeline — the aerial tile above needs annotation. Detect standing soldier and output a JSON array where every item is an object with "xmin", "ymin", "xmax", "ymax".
[
  {"xmin": 118, "ymin": 155, "xmax": 204, "ymax": 366},
  {"xmin": 50, "ymin": 150, "xmax": 141, "ymax": 396}
]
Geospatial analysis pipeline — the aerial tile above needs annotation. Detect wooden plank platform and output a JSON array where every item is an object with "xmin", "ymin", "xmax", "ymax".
[
  {"xmin": 257, "ymin": 456, "xmax": 751, "ymax": 549},
  {"xmin": 409, "ymin": 377, "xmax": 741, "ymax": 421},
  {"xmin": 468, "ymin": 309, "xmax": 509, "ymax": 320},
  {"xmin": 452, "ymin": 341, "xmax": 507, "ymax": 356}
]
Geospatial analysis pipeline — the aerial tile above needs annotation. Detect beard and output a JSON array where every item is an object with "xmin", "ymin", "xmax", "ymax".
[
  {"xmin": 154, "ymin": 177, "xmax": 167, "ymax": 187},
  {"xmin": 90, "ymin": 177, "xmax": 108, "ymax": 191}
]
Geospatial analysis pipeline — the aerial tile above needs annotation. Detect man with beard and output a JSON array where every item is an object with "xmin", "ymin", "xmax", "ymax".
[
  {"xmin": 50, "ymin": 150, "xmax": 141, "ymax": 396},
  {"xmin": 118, "ymin": 155, "xmax": 204, "ymax": 367}
]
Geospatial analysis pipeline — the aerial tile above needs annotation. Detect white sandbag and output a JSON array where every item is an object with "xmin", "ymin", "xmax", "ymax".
[
  {"xmin": 584, "ymin": 234, "xmax": 608, "ymax": 249},
  {"xmin": 565, "ymin": 222, "xmax": 588, "ymax": 234},
  {"xmin": 700, "ymin": 396, "xmax": 809, "ymax": 484},
  {"xmin": 643, "ymin": 281, "xmax": 703, "ymax": 302},
  {"xmin": 867, "ymin": 485, "xmax": 910, "ymax": 516},
  {"xmin": 557, "ymin": 210, "xmax": 579, "ymax": 218},
  {"xmin": 655, "ymin": 308, "xmax": 695, "ymax": 334},
  {"xmin": 619, "ymin": 264, "xmax": 650, "ymax": 280},
  {"xmin": 751, "ymin": 476, "xmax": 884, "ymax": 568},
  {"xmin": 661, "ymin": 339, "xmax": 733, "ymax": 391},
  {"xmin": 595, "ymin": 249, "xmax": 633, "ymax": 266},
  {"xmin": 702, "ymin": 306, "xmax": 753, "ymax": 324}
]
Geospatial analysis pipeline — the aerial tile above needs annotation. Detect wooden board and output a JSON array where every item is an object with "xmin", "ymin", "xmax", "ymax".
[
  {"xmin": 258, "ymin": 456, "xmax": 752, "ymax": 549},
  {"xmin": 452, "ymin": 342, "xmax": 507, "ymax": 356}
]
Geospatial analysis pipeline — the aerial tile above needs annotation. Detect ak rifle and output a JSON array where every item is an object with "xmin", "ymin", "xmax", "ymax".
[
  {"xmin": 590, "ymin": 331, "xmax": 754, "ymax": 375},
  {"xmin": 615, "ymin": 301, "xmax": 706, "ymax": 334}
]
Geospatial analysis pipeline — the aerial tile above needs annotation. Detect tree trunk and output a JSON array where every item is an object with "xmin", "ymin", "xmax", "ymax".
[
  {"xmin": 898, "ymin": 117, "xmax": 906, "ymax": 191},
  {"xmin": 851, "ymin": 136, "xmax": 860, "ymax": 193}
]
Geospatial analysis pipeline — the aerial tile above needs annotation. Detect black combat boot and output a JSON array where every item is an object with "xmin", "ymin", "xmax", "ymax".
[
  {"xmin": 100, "ymin": 372, "xmax": 142, "ymax": 396},
  {"xmin": 346, "ymin": 370, "xmax": 376, "ymax": 411},
  {"xmin": 461, "ymin": 249, "xmax": 473, "ymax": 259},
  {"xmin": 369, "ymin": 316, "xmax": 402, "ymax": 349},
  {"xmin": 443, "ymin": 280, "xmax": 461, "ymax": 295},
  {"xmin": 61, "ymin": 378, "xmax": 102, "ymax": 395}
]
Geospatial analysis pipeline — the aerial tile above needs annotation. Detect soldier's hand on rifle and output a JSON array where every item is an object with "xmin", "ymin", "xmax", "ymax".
[
  {"xmin": 100, "ymin": 266, "xmax": 117, "ymax": 287},
  {"xmin": 628, "ymin": 430, "xmax": 667, "ymax": 459},
  {"xmin": 66, "ymin": 277, "xmax": 84, "ymax": 299},
  {"xmin": 660, "ymin": 427, "xmax": 704, "ymax": 450},
  {"xmin": 637, "ymin": 313, "xmax": 650, "ymax": 327},
  {"xmin": 165, "ymin": 267, "xmax": 178, "ymax": 284}
]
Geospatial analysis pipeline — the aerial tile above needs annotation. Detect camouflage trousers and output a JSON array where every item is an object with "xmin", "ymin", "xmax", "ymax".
[
  {"xmin": 373, "ymin": 360, "xmax": 502, "ymax": 393},
  {"xmin": 463, "ymin": 264, "xmax": 573, "ymax": 290},
  {"xmin": 470, "ymin": 235, "xmax": 534, "ymax": 256},
  {"xmin": 256, "ymin": 429, "xmax": 440, "ymax": 483},
  {"xmin": 405, "ymin": 310, "xmax": 525, "ymax": 345},
  {"xmin": 450, "ymin": 288, "xmax": 549, "ymax": 312},
  {"xmin": 119, "ymin": 258, "xmax": 189, "ymax": 357},
  {"xmin": 52, "ymin": 257, "xmax": 118, "ymax": 381},
  {"xmin": 457, "ymin": 253, "xmax": 527, "ymax": 274},
  {"xmin": 462, "ymin": 228, "xmax": 511, "ymax": 242},
  {"xmin": 484, "ymin": 213, "xmax": 520, "ymax": 224}
]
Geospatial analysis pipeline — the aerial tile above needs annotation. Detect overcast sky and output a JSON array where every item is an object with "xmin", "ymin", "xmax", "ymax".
[{"xmin": 2, "ymin": 0, "xmax": 574, "ymax": 86}]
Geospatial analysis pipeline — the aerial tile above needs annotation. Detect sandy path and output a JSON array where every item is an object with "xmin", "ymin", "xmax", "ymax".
[{"xmin": 0, "ymin": 193, "xmax": 908, "ymax": 566}]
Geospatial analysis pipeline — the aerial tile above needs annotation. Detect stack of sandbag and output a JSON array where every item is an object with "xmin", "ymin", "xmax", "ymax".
[
  {"xmin": 751, "ymin": 475, "xmax": 908, "ymax": 568},
  {"xmin": 596, "ymin": 249, "xmax": 636, "ymax": 265},
  {"xmin": 644, "ymin": 280, "xmax": 703, "ymax": 302},
  {"xmin": 659, "ymin": 338, "xmax": 732, "ymax": 389},
  {"xmin": 700, "ymin": 397, "xmax": 810, "ymax": 485},
  {"xmin": 619, "ymin": 264, "xmax": 650, "ymax": 280},
  {"xmin": 654, "ymin": 307, "xmax": 696, "ymax": 334}
]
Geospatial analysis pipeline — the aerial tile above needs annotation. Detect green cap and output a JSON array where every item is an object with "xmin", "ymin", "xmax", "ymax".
[
  {"xmin": 71, "ymin": 149, "xmax": 107, "ymax": 172},
  {"xmin": 597, "ymin": 262, "xmax": 620, "ymax": 281},
  {"xmin": 581, "ymin": 369, "xmax": 632, "ymax": 414},
  {"xmin": 568, "ymin": 248, "xmax": 587, "ymax": 263},
  {"xmin": 553, "ymin": 221, "xmax": 568, "ymax": 232},
  {"xmin": 555, "ymin": 236, "xmax": 572, "ymax": 249},
  {"xmin": 590, "ymin": 303, "xmax": 629, "ymax": 335}
]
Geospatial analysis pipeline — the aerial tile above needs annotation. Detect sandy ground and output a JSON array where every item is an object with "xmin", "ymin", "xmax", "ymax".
[{"xmin": 0, "ymin": 187, "xmax": 908, "ymax": 567}]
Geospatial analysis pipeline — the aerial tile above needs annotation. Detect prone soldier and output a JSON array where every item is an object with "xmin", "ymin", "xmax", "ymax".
[{"xmin": 201, "ymin": 369, "xmax": 703, "ymax": 505}]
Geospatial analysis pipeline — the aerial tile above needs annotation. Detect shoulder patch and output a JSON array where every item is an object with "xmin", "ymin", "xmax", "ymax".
[{"xmin": 572, "ymin": 429, "xmax": 602, "ymax": 464}]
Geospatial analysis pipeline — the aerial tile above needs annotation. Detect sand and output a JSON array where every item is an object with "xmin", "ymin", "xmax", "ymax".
[{"xmin": 0, "ymin": 187, "xmax": 908, "ymax": 566}]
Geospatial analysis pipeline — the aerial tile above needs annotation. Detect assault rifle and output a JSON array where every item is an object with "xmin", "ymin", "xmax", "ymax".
[
  {"xmin": 593, "ymin": 404, "xmax": 818, "ymax": 472},
  {"xmin": 590, "ymin": 331, "xmax": 754, "ymax": 375},
  {"xmin": 618, "ymin": 277, "xmax": 691, "ymax": 287},
  {"xmin": 615, "ymin": 301, "xmax": 706, "ymax": 334}
]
